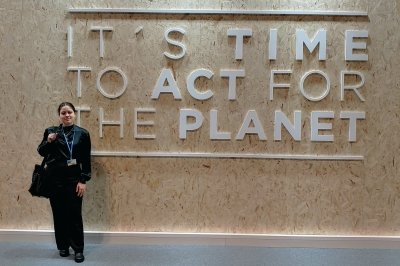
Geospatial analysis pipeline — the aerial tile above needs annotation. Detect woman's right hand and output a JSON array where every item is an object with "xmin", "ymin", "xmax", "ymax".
[{"xmin": 47, "ymin": 133, "xmax": 58, "ymax": 143}]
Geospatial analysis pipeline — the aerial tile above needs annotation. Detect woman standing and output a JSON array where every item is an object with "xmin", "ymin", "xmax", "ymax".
[{"xmin": 37, "ymin": 102, "xmax": 91, "ymax": 263}]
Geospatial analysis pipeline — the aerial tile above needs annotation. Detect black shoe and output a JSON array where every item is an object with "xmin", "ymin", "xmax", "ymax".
[
  {"xmin": 74, "ymin": 252, "xmax": 85, "ymax": 263},
  {"xmin": 59, "ymin": 249, "xmax": 70, "ymax": 257}
]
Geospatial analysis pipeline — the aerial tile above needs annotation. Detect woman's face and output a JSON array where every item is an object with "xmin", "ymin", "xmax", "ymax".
[{"xmin": 59, "ymin": 105, "xmax": 76, "ymax": 126}]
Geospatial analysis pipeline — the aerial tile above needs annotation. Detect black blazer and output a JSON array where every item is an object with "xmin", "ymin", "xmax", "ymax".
[{"xmin": 37, "ymin": 124, "xmax": 91, "ymax": 183}]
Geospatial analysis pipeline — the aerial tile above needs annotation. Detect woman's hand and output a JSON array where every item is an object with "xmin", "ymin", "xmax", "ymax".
[
  {"xmin": 76, "ymin": 182, "xmax": 86, "ymax": 197},
  {"xmin": 47, "ymin": 133, "xmax": 57, "ymax": 143}
]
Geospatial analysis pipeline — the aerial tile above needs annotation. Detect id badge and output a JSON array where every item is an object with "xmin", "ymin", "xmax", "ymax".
[{"xmin": 67, "ymin": 159, "xmax": 77, "ymax": 166}]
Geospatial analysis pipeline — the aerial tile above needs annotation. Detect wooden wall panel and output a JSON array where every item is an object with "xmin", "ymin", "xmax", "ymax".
[{"xmin": 1, "ymin": 0, "xmax": 399, "ymax": 235}]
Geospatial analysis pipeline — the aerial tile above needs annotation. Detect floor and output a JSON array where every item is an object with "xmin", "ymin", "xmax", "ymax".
[{"xmin": 1, "ymin": 241, "xmax": 400, "ymax": 266}]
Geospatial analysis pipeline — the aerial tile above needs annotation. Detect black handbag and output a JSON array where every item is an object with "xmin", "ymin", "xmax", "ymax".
[{"xmin": 28, "ymin": 158, "xmax": 50, "ymax": 198}]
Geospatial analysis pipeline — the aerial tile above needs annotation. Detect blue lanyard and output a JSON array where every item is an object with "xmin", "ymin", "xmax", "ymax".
[{"xmin": 62, "ymin": 127, "xmax": 75, "ymax": 160}]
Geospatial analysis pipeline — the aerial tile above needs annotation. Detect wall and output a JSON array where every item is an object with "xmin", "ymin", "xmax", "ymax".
[{"xmin": 1, "ymin": 0, "xmax": 399, "ymax": 235}]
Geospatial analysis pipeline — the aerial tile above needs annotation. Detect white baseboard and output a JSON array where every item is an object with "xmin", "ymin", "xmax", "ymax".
[{"xmin": 1, "ymin": 230, "xmax": 400, "ymax": 249}]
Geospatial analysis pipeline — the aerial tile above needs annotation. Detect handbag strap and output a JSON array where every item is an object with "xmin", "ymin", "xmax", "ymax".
[{"xmin": 40, "ymin": 157, "xmax": 46, "ymax": 168}]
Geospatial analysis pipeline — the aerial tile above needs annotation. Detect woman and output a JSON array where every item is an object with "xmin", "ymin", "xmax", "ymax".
[{"xmin": 37, "ymin": 102, "xmax": 91, "ymax": 263}]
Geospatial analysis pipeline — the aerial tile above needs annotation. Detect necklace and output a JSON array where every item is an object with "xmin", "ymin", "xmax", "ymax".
[{"xmin": 62, "ymin": 125, "xmax": 74, "ymax": 137}]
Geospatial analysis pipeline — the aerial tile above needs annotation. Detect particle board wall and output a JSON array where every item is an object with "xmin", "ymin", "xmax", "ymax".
[{"xmin": 1, "ymin": 0, "xmax": 399, "ymax": 235}]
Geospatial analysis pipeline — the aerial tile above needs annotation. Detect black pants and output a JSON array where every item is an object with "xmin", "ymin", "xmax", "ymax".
[{"xmin": 49, "ymin": 180, "xmax": 84, "ymax": 253}]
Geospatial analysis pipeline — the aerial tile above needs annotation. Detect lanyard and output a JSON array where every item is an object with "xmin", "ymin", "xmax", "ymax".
[{"xmin": 62, "ymin": 127, "xmax": 75, "ymax": 160}]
